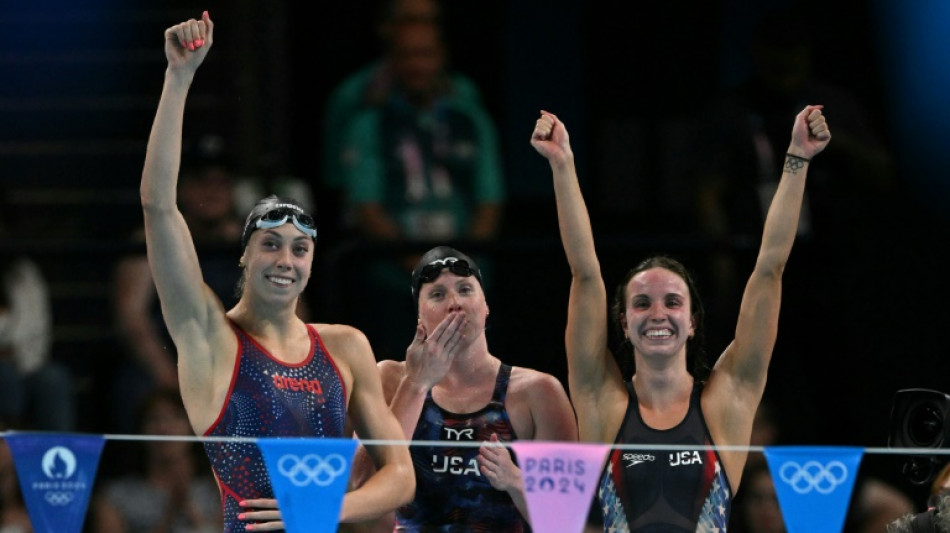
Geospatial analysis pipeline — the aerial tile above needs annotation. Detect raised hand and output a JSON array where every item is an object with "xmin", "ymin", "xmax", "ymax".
[
  {"xmin": 788, "ymin": 105, "xmax": 832, "ymax": 160},
  {"xmin": 163, "ymin": 10, "xmax": 213, "ymax": 73},
  {"xmin": 530, "ymin": 110, "xmax": 573, "ymax": 163}
]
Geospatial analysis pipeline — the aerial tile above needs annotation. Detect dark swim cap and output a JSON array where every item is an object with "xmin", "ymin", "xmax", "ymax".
[{"xmin": 410, "ymin": 246, "xmax": 483, "ymax": 301}]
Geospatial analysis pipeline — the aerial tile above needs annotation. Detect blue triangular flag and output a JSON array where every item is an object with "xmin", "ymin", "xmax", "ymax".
[
  {"xmin": 258, "ymin": 437, "xmax": 357, "ymax": 533},
  {"xmin": 764, "ymin": 446, "xmax": 864, "ymax": 533},
  {"xmin": 4, "ymin": 433, "xmax": 105, "ymax": 533}
]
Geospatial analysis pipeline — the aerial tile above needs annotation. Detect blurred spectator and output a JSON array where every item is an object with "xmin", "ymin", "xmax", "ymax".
[
  {"xmin": 847, "ymin": 477, "xmax": 916, "ymax": 533},
  {"xmin": 747, "ymin": 399, "xmax": 781, "ymax": 469},
  {"xmin": 888, "ymin": 494, "xmax": 950, "ymax": 533},
  {"xmin": 731, "ymin": 461, "xmax": 785, "ymax": 533},
  {"xmin": 91, "ymin": 388, "xmax": 221, "ymax": 533},
  {"xmin": 322, "ymin": 0, "xmax": 485, "ymax": 198},
  {"xmin": 337, "ymin": 19, "xmax": 505, "ymax": 360},
  {"xmin": 930, "ymin": 463, "xmax": 950, "ymax": 509},
  {"xmin": 728, "ymin": 400, "xmax": 784, "ymax": 532},
  {"xmin": 0, "ymin": 250, "xmax": 75, "ymax": 432},
  {"xmin": 109, "ymin": 136, "xmax": 244, "ymax": 433},
  {"xmin": 885, "ymin": 464, "xmax": 950, "ymax": 533},
  {"xmin": 0, "ymin": 421, "xmax": 32, "ymax": 533}
]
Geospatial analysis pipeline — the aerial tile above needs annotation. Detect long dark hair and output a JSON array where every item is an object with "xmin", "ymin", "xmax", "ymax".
[{"xmin": 610, "ymin": 254, "xmax": 709, "ymax": 382}]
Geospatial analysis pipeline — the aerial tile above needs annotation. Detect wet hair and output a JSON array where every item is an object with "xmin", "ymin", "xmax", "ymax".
[{"xmin": 610, "ymin": 254, "xmax": 709, "ymax": 382}]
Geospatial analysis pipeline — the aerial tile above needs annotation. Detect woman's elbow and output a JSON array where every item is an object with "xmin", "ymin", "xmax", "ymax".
[
  {"xmin": 753, "ymin": 252, "xmax": 788, "ymax": 280},
  {"xmin": 395, "ymin": 462, "xmax": 416, "ymax": 506}
]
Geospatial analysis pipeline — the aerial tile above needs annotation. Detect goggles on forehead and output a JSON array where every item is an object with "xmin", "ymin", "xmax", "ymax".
[
  {"xmin": 256, "ymin": 208, "xmax": 317, "ymax": 237},
  {"xmin": 243, "ymin": 206, "xmax": 317, "ymax": 246}
]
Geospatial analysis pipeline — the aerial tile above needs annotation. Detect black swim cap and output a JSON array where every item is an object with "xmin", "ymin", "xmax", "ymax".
[{"xmin": 410, "ymin": 246, "xmax": 483, "ymax": 300}]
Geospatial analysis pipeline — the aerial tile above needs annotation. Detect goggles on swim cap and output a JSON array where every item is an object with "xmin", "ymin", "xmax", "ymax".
[
  {"xmin": 411, "ymin": 257, "xmax": 480, "ymax": 297},
  {"xmin": 242, "ymin": 204, "xmax": 317, "ymax": 247}
]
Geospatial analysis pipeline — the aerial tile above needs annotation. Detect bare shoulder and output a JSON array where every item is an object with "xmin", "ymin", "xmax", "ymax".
[
  {"xmin": 312, "ymin": 322, "xmax": 373, "ymax": 359},
  {"xmin": 312, "ymin": 321, "xmax": 365, "ymax": 338},
  {"xmin": 508, "ymin": 366, "xmax": 568, "ymax": 399},
  {"xmin": 309, "ymin": 323, "xmax": 376, "ymax": 392},
  {"xmin": 377, "ymin": 359, "xmax": 406, "ymax": 378},
  {"xmin": 507, "ymin": 365, "xmax": 577, "ymax": 441},
  {"xmin": 376, "ymin": 359, "xmax": 407, "ymax": 401}
]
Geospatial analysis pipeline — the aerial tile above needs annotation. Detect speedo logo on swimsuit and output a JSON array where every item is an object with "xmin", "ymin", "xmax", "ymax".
[
  {"xmin": 623, "ymin": 453, "xmax": 655, "ymax": 467},
  {"xmin": 272, "ymin": 374, "xmax": 325, "ymax": 400}
]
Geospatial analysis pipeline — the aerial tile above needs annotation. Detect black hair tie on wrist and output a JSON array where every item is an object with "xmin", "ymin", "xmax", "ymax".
[{"xmin": 786, "ymin": 152, "xmax": 811, "ymax": 162}]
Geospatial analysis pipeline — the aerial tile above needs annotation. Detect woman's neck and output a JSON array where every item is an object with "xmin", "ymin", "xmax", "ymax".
[
  {"xmin": 228, "ymin": 299, "xmax": 301, "ymax": 336},
  {"xmin": 632, "ymin": 368, "xmax": 693, "ymax": 406}
]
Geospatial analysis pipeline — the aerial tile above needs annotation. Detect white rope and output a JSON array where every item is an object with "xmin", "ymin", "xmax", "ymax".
[{"xmin": 3, "ymin": 431, "xmax": 949, "ymax": 456}]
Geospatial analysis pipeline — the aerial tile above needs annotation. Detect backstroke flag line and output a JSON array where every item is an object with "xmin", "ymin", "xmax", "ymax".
[
  {"xmin": 4, "ymin": 433, "xmax": 105, "ymax": 533},
  {"xmin": 0, "ymin": 433, "xmax": 878, "ymax": 532},
  {"xmin": 764, "ymin": 445, "xmax": 865, "ymax": 533},
  {"xmin": 510, "ymin": 441, "xmax": 610, "ymax": 533},
  {"xmin": 258, "ymin": 437, "xmax": 357, "ymax": 533}
]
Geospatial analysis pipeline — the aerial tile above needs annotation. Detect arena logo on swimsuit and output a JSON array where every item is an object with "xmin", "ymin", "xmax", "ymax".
[
  {"xmin": 669, "ymin": 451, "xmax": 703, "ymax": 466},
  {"xmin": 272, "ymin": 374, "xmax": 326, "ymax": 404}
]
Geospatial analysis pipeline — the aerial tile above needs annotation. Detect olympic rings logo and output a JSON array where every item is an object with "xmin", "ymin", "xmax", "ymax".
[
  {"xmin": 779, "ymin": 460, "xmax": 848, "ymax": 494},
  {"xmin": 277, "ymin": 453, "xmax": 348, "ymax": 487},
  {"xmin": 44, "ymin": 491, "xmax": 74, "ymax": 506}
]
